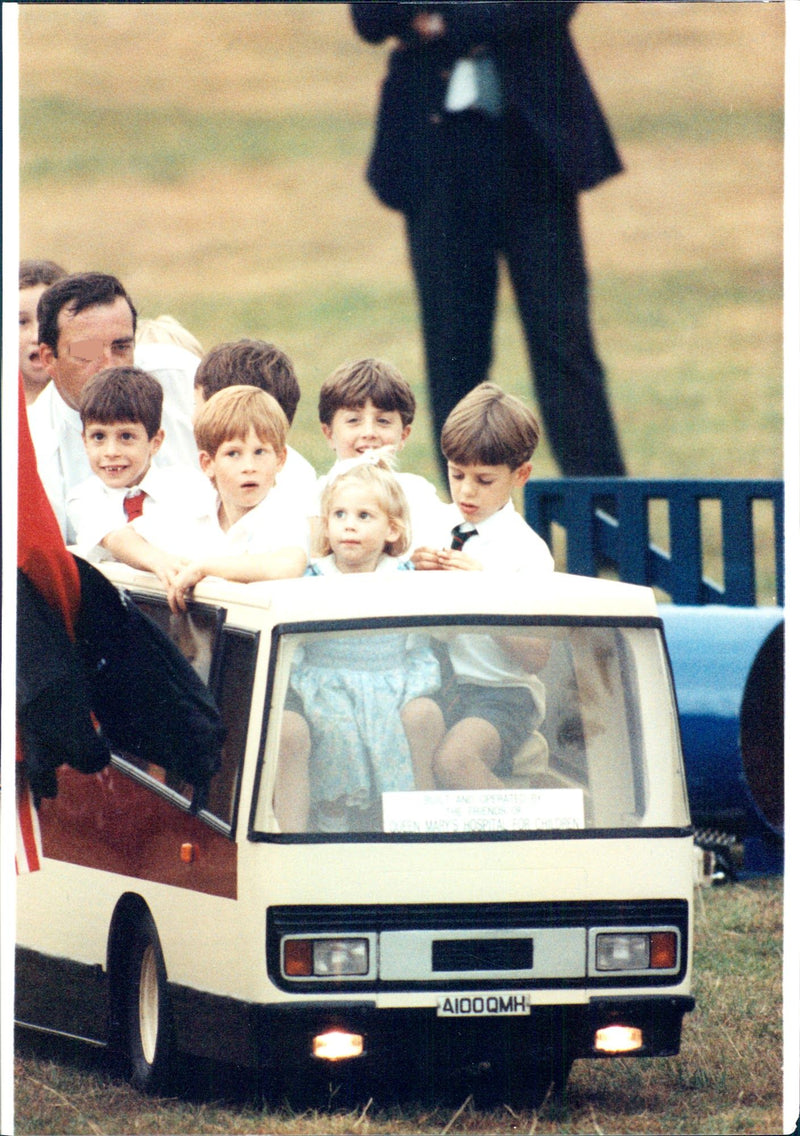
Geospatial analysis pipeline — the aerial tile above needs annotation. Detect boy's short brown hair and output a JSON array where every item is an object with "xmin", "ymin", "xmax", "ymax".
[
  {"xmin": 441, "ymin": 383, "xmax": 541, "ymax": 469},
  {"xmin": 194, "ymin": 384, "xmax": 288, "ymax": 458},
  {"xmin": 318, "ymin": 358, "xmax": 416, "ymax": 427},
  {"xmin": 78, "ymin": 366, "xmax": 163, "ymax": 439},
  {"xmin": 19, "ymin": 259, "xmax": 67, "ymax": 290},
  {"xmin": 195, "ymin": 339, "xmax": 300, "ymax": 424}
]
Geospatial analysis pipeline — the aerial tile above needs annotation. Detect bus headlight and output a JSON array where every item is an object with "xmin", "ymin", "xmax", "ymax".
[
  {"xmin": 283, "ymin": 936, "xmax": 369, "ymax": 977},
  {"xmin": 592, "ymin": 928, "xmax": 678, "ymax": 974},
  {"xmin": 595, "ymin": 933, "xmax": 649, "ymax": 971}
]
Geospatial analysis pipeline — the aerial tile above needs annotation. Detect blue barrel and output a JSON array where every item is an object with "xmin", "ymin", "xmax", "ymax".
[{"xmin": 659, "ymin": 605, "xmax": 784, "ymax": 850}]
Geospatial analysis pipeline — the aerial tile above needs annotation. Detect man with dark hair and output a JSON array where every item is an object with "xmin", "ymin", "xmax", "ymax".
[
  {"xmin": 29, "ymin": 272, "xmax": 193, "ymax": 541},
  {"xmin": 36, "ymin": 271, "xmax": 137, "ymax": 369}
]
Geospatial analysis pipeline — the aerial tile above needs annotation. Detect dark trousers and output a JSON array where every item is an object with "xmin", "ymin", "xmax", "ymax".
[{"xmin": 404, "ymin": 110, "xmax": 626, "ymax": 480}]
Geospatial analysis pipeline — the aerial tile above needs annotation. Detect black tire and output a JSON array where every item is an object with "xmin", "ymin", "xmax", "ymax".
[{"xmin": 123, "ymin": 911, "xmax": 174, "ymax": 1094}]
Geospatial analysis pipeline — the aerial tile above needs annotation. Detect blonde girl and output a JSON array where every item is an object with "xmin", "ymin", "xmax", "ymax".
[{"xmin": 288, "ymin": 458, "xmax": 444, "ymax": 831}]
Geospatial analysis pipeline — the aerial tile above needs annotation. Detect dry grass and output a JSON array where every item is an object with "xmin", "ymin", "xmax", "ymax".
[{"xmin": 18, "ymin": 4, "xmax": 373, "ymax": 117}]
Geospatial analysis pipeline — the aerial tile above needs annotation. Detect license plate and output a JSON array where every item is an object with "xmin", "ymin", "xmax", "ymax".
[{"xmin": 437, "ymin": 993, "xmax": 531, "ymax": 1017}]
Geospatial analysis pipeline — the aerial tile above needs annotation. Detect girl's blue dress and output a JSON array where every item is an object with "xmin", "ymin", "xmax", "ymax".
[{"xmin": 290, "ymin": 555, "xmax": 441, "ymax": 812}]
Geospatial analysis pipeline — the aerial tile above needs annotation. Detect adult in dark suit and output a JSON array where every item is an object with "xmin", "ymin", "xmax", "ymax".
[{"xmin": 351, "ymin": 1, "xmax": 627, "ymax": 480}]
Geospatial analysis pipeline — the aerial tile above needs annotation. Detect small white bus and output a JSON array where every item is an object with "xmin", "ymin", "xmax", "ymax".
[{"xmin": 16, "ymin": 566, "xmax": 695, "ymax": 1106}]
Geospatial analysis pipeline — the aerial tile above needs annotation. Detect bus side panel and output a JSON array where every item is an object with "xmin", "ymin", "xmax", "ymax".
[
  {"xmin": 16, "ymin": 946, "xmax": 108, "ymax": 1043},
  {"xmin": 37, "ymin": 765, "xmax": 237, "ymax": 899},
  {"xmin": 169, "ymin": 984, "xmax": 263, "ymax": 1068}
]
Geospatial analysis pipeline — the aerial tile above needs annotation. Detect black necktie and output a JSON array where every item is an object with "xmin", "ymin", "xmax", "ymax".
[{"xmin": 451, "ymin": 525, "xmax": 478, "ymax": 551}]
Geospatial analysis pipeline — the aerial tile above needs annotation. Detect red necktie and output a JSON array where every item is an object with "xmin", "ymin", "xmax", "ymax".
[{"xmin": 123, "ymin": 490, "xmax": 145, "ymax": 522}]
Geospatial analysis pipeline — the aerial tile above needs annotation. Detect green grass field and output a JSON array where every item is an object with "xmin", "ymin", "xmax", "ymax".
[{"xmin": 17, "ymin": 2, "xmax": 783, "ymax": 491}]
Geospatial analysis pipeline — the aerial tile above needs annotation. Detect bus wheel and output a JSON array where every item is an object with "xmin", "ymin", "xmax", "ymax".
[{"xmin": 123, "ymin": 912, "xmax": 173, "ymax": 1094}]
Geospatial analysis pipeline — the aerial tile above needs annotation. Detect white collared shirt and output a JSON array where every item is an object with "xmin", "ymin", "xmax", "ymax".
[
  {"xmin": 441, "ymin": 499, "xmax": 553, "ymax": 697},
  {"xmin": 443, "ymin": 499, "xmax": 555, "ymax": 573},
  {"xmin": 29, "ymin": 360, "xmax": 201, "ymax": 543},
  {"xmin": 66, "ymin": 464, "xmax": 215, "ymax": 561},
  {"xmin": 274, "ymin": 446, "xmax": 319, "ymax": 517},
  {"xmin": 191, "ymin": 487, "xmax": 311, "ymax": 559}
]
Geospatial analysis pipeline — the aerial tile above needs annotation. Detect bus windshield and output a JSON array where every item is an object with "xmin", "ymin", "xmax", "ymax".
[{"xmin": 256, "ymin": 619, "xmax": 689, "ymax": 837}]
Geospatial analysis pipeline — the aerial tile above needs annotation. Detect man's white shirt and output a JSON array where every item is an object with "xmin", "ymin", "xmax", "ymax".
[{"xmin": 28, "ymin": 384, "xmax": 88, "ymax": 542}]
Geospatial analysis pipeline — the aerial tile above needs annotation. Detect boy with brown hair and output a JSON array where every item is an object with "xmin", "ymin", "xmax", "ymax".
[
  {"xmin": 317, "ymin": 357, "xmax": 447, "ymax": 550},
  {"xmin": 413, "ymin": 381, "xmax": 554, "ymax": 573},
  {"xmin": 67, "ymin": 366, "xmax": 211, "ymax": 587},
  {"xmin": 193, "ymin": 338, "xmax": 318, "ymax": 512},
  {"xmin": 413, "ymin": 382, "xmax": 554, "ymax": 791}
]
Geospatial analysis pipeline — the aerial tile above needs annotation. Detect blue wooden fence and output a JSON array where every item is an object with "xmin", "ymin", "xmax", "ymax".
[{"xmin": 524, "ymin": 478, "xmax": 784, "ymax": 607}]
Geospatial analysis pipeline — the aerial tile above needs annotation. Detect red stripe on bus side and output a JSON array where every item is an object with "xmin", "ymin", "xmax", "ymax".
[
  {"xmin": 16, "ymin": 764, "xmax": 42, "ymax": 874},
  {"xmin": 38, "ymin": 765, "xmax": 237, "ymax": 900}
]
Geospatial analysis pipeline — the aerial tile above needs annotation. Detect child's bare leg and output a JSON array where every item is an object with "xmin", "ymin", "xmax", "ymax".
[
  {"xmin": 401, "ymin": 696, "xmax": 444, "ymax": 790},
  {"xmin": 316, "ymin": 799, "xmax": 350, "ymax": 831},
  {"xmin": 433, "ymin": 717, "xmax": 505, "ymax": 790},
  {"xmin": 274, "ymin": 710, "xmax": 311, "ymax": 831}
]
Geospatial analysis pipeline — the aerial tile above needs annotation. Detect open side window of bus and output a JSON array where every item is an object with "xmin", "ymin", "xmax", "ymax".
[
  {"xmin": 201, "ymin": 626, "xmax": 259, "ymax": 830},
  {"xmin": 117, "ymin": 595, "xmax": 258, "ymax": 832},
  {"xmin": 131, "ymin": 596, "xmax": 226, "ymax": 688}
]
